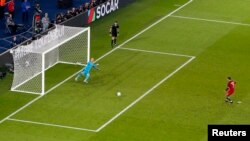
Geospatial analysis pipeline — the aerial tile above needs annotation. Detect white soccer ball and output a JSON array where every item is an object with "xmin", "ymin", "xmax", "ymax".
[{"xmin": 117, "ymin": 92, "xmax": 122, "ymax": 97}]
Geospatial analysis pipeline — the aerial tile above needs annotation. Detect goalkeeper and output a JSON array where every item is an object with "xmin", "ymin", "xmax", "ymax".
[{"xmin": 75, "ymin": 58, "xmax": 99, "ymax": 83}]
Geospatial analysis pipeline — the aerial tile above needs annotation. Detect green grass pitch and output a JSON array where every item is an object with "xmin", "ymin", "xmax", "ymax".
[{"xmin": 0, "ymin": 0, "xmax": 250, "ymax": 140}]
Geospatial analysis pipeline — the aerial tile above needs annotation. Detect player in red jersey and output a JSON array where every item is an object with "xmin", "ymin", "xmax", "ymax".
[{"xmin": 225, "ymin": 77, "xmax": 236, "ymax": 103}]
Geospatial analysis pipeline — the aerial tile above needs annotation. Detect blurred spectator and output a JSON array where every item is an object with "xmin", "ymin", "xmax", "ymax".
[
  {"xmin": 7, "ymin": 14, "xmax": 23, "ymax": 34},
  {"xmin": 34, "ymin": 14, "xmax": 41, "ymax": 22},
  {"xmin": 21, "ymin": 0, "xmax": 31, "ymax": 23},
  {"xmin": 64, "ymin": 10, "xmax": 72, "ymax": 20},
  {"xmin": 42, "ymin": 13, "xmax": 50, "ymax": 31},
  {"xmin": 84, "ymin": 3, "xmax": 89, "ymax": 10},
  {"xmin": 55, "ymin": 13, "xmax": 63, "ymax": 24},
  {"xmin": 7, "ymin": 0, "xmax": 15, "ymax": 18},
  {"xmin": 35, "ymin": 3, "xmax": 42, "ymax": 15},
  {"xmin": 0, "ymin": 0, "xmax": 5, "ymax": 19},
  {"xmin": 4, "ymin": 63, "xmax": 14, "ymax": 73},
  {"xmin": 71, "ymin": 7, "xmax": 77, "ymax": 16},
  {"xmin": 77, "ymin": 5, "xmax": 85, "ymax": 14},
  {"xmin": 34, "ymin": 3, "xmax": 42, "ymax": 25},
  {"xmin": 54, "ymin": 0, "xmax": 109, "ymax": 24},
  {"xmin": 12, "ymin": 35, "xmax": 18, "ymax": 47},
  {"xmin": 35, "ymin": 19, "xmax": 42, "ymax": 33},
  {"xmin": 95, "ymin": 0, "xmax": 100, "ymax": 5},
  {"xmin": 0, "ymin": 71, "xmax": 7, "ymax": 79},
  {"xmin": 89, "ymin": 1, "xmax": 97, "ymax": 8}
]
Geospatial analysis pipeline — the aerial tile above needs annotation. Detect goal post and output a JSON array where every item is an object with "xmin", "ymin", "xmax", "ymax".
[{"xmin": 11, "ymin": 25, "xmax": 90, "ymax": 95}]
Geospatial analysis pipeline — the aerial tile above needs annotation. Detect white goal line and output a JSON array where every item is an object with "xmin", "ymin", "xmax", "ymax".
[
  {"xmin": 11, "ymin": 61, "xmax": 60, "ymax": 93},
  {"xmin": 0, "ymin": 0, "xmax": 194, "ymax": 132}
]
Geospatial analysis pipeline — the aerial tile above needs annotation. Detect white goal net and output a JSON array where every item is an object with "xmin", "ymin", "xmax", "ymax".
[{"xmin": 11, "ymin": 25, "xmax": 90, "ymax": 95}]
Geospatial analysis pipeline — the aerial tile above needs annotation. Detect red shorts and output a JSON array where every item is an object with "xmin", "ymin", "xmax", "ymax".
[{"xmin": 226, "ymin": 90, "xmax": 235, "ymax": 96}]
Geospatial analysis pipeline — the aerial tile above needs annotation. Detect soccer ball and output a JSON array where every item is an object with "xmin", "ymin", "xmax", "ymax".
[{"xmin": 117, "ymin": 92, "xmax": 122, "ymax": 97}]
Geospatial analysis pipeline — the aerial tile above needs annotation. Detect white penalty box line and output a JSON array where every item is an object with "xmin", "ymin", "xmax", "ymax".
[
  {"xmin": 95, "ymin": 53, "xmax": 195, "ymax": 132},
  {"xmin": 1, "ymin": 0, "xmax": 194, "ymax": 132},
  {"xmin": 7, "ymin": 118, "xmax": 97, "ymax": 132},
  {"xmin": 6, "ymin": 49, "xmax": 195, "ymax": 133},
  {"xmin": 170, "ymin": 15, "xmax": 250, "ymax": 27},
  {"xmin": 119, "ymin": 47, "xmax": 194, "ymax": 58}
]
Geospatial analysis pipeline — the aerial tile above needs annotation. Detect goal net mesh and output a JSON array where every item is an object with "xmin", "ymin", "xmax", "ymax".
[{"xmin": 11, "ymin": 25, "xmax": 90, "ymax": 95}]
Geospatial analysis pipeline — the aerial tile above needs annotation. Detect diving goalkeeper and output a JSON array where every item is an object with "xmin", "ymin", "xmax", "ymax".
[{"xmin": 75, "ymin": 58, "xmax": 99, "ymax": 83}]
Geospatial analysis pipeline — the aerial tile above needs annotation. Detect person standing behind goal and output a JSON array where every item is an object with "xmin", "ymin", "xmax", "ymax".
[{"xmin": 110, "ymin": 21, "xmax": 119, "ymax": 48}]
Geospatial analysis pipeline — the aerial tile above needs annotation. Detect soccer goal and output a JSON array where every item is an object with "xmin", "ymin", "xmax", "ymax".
[{"xmin": 11, "ymin": 25, "xmax": 90, "ymax": 95}]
